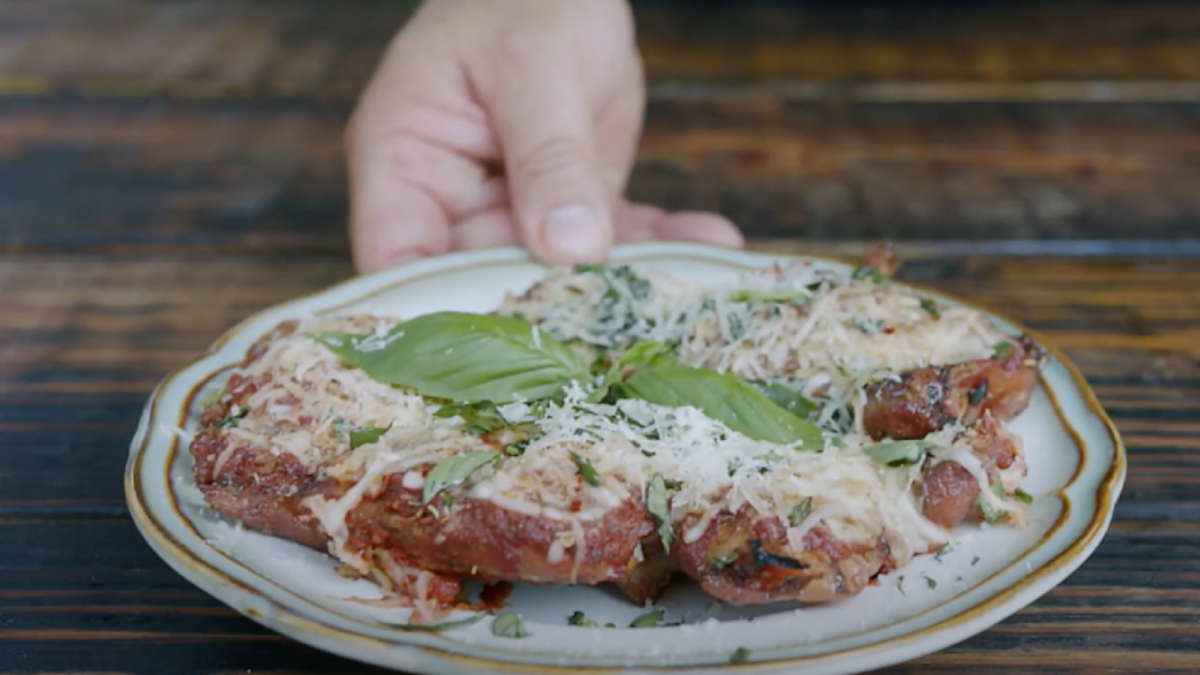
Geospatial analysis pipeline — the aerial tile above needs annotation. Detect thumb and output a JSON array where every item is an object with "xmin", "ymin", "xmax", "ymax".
[{"xmin": 485, "ymin": 43, "xmax": 613, "ymax": 265}]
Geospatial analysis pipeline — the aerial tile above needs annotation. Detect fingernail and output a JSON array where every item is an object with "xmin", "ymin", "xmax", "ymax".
[{"xmin": 544, "ymin": 204, "xmax": 607, "ymax": 261}]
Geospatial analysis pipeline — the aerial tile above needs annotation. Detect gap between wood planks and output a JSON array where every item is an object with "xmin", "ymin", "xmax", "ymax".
[{"xmin": 5, "ymin": 76, "xmax": 1200, "ymax": 103}]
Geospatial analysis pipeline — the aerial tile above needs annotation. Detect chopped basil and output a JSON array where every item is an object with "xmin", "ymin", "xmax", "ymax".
[
  {"xmin": 647, "ymin": 474, "xmax": 674, "ymax": 554},
  {"xmin": 577, "ymin": 265, "xmax": 654, "ymax": 340},
  {"xmin": 422, "ymin": 451, "xmax": 500, "ymax": 504},
  {"xmin": 789, "ymin": 497, "xmax": 814, "ymax": 526},
  {"xmin": 864, "ymin": 440, "xmax": 933, "ymax": 466},
  {"xmin": 434, "ymin": 401, "xmax": 510, "ymax": 434},
  {"xmin": 924, "ymin": 574, "xmax": 937, "ymax": 590},
  {"xmin": 567, "ymin": 611, "xmax": 597, "ymax": 627},
  {"xmin": 897, "ymin": 575, "xmax": 906, "ymax": 596},
  {"xmin": 852, "ymin": 266, "xmax": 887, "ymax": 285},
  {"xmin": 629, "ymin": 609, "xmax": 665, "ymax": 628},
  {"xmin": 851, "ymin": 317, "xmax": 881, "ymax": 336},
  {"xmin": 727, "ymin": 312, "xmax": 748, "ymax": 341},
  {"xmin": 968, "ymin": 379, "xmax": 989, "ymax": 407},
  {"xmin": 570, "ymin": 452, "xmax": 601, "ymax": 487},
  {"xmin": 934, "ymin": 543, "xmax": 951, "ymax": 562},
  {"xmin": 605, "ymin": 622, "xmax": 616, "ymax": 628},
  {"xmin": 708, "ymin": 552, "xmax": 739, "ymax": 572},
  {"xmin": 503, "ymin": 442, "xmax": 526, "ymax": 457},
  {"xmin": 748, "ymin": 539, "xmax": 806, "ymax": 570},
  {"xmin": 198, "ymin": 386, "xmax": 226, "ymax": 408},
  {"xmin": 218, "ymin": 405, "xmax": 246, "ymax": 429},
  {"xmin": 730, "ymin": 647, "xmax": 751, "ymax": 664},
  {"xmin": 311, "ymin": 311, "xmax": 591, "ymax": 404},
  {"xmin": 920, "ymin": 297, "xmax": 941, "ymax": 319},
  {"xmin": 385, "ymin": 612, "xmax": 485, "ymax": 633},
  {"xmin": 1014, "ymin": 487, "xmax": 1034, "ymax": 503},
  {"xmin": 730, "ymin": 289, "xmax": 811, "ymax": 304},
  {"xmin": 992, "ymin": 341, "xmax": 1015, "ymax": 358},
  {"xmin": 332, "ymin": 416, "xmax": 350, "ymax": 442},
  {"xmin": 971, "ymin": 555, "xmax": 981, "ymax": 566},
  {"xmin": 349, "ymin": 423, "xmax": 391, "ymax": 449},
  {"xmin": 491, "ymin": 612, "xmax": 529, "ymax": 638},
  {"xmin": 617, "ymin": 365, "xmax": 825, "ymax": 448},
  {"xmin": 978, "ymin": 481, "xmax": 1007, "ymax": 524}
]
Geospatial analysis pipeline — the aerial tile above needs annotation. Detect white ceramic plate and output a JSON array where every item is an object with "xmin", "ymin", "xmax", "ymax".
[{"xmin": 125, "ymin": 243, "xmax": 1125, "ymax": 675}]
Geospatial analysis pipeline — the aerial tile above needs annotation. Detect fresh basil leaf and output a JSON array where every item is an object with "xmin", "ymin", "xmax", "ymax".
[
  {"xmin": 570, "ymin": 452, "xmax": 601, "ymax": 487},
  {"xmin": 730, "ymin": 289, "xmax": 810, "ymax": 304},
  {"xmin": 730, "ymin": 647, "xmax": 751, "ymax": 664},
  {"xmin": 311, "ymin": 312, "xmax": 590, "ymax": 403},
  {"xmin": 422, "ymin": 451, "xmax": 500, "ymax": 504},
  {"xmin": 586, "ymin": 341, "xmax": 677, "ymax": 404},
  {"xmin": 788, "ymin": 497, "xmax": 813, "ymax": 526},
  {"xmin": 992, "ymin": 341, "xmax": 1015, "ymax": 358},
  {"xmin": 567, "ymin": 610, "xmax": 598, "ymax": 627},
  {"xmin": 386, "ymin": 612, "xmax": 486, "ymax": 632},
  {"xmin": 647, "ymin": 474, "xmax": 674, "ymax": 554},
  {"xmin": 864, "ymin": 440, "xmax": 933, "ymax": 466},
  {"xmin": 349, "ymin": 423, "xmax": 391, "ymax": 449},
  {"xmin": 629, "ymin": 609, "xmax": 665, "ymax": 628},
  {"xmin": 491, "ymin": 612, "xmax": 529, "ymax": 638},
  {"xmin": 978, "ymin": 481, "xmax": 1007, "ymax": 524},
  {"xmin": 851, "ymin": 317, "xmax": 881, "ymax": 335},
  {"xmin": 617, "ymin": 365, "xmax": 825, "ymax": 448},
  {"xmin": 435, "ymin": 401, "xmax": 510, "ymax": 434},
  {"xmin": 751, "ymin": 381, "xmax": 818, "ymax": 418},
  {"xmin": 920, "ymin": 297, "xmax": 941, "ymax": 319},
  {"xmin": 1014, "ymin": 487, "xmax": 1034, "ymax": 503},
  {"xmin": 617, "ymin": 340, "xmax": 675, "ymax": 369}
]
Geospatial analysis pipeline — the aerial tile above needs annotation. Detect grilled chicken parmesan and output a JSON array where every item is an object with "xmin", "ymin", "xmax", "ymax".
[{"xmin": 190, "ymin": 250, "xmax": 1045, "ymax": 622}]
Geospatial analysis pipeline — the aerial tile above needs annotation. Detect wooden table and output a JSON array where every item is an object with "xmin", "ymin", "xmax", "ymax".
[{"xmin": 2, "ymin": 1, "xmax": 1198, "ymax": 673}]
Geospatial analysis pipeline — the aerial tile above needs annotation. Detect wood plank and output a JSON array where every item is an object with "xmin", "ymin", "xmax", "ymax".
[
  {"xmin": 2, "ymin": 96, "xmax": 1198, "ymax": 251},
  {"xmin": 3, "ymin": 1, "xmax": 1200, "ymax": 102}
]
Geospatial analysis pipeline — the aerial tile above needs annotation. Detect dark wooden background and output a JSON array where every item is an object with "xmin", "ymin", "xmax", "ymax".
[{"xmin": 1, "ymin": 1, "xmax": 1198, "ymax": 674}]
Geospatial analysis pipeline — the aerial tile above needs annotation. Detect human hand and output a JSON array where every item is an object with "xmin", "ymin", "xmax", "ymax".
[{"xmin": 345, "ymin": 0, "xmax": 744, "ymax": 274}]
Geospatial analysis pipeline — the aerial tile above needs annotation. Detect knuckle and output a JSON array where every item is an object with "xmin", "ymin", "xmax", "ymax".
[
  {"xmin": 493, "ymin": 22, "xmax": 560, "ymax": 74},
  {"xmin": 509, "ymin": 136, "xmax": 593, "ymax": 189}
]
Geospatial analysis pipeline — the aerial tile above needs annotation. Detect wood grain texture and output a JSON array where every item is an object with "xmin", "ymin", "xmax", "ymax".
[
  {"xmin": 1, "ymin": 0, "xmax": 1197, "ymax": 672},
  {"xmin": 2, "ymin": 95, "xmax": 1198, "ymax": 248},
  {"xmin": 3, "ymin": 0, "xmax": 1200, "ymax": 100}
]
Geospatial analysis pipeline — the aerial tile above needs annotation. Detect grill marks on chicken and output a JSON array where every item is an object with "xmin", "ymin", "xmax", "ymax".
[{"xmin": 863, "ymin": 335, "xmax": 1044, "ymax": 442}]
